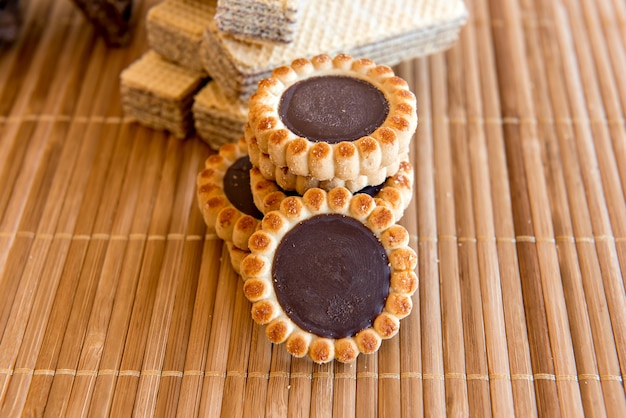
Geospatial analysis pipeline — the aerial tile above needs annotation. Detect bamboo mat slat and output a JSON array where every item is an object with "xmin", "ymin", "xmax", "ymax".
[{"xmin": 1, "ymin": 0, "xmax": 625, "ymax": 416}]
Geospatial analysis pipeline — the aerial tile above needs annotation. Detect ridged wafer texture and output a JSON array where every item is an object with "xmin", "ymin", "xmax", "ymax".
[
  {"xmin": 120, "ymin": 50, "xmax": 208, "ymax": 138},
  {"xmin": 240, "ymin": 188, "xmax": 418, "ymax": 363},
  {"xmin": 200, "ymin": 0, "xmax": 468, "ymax": 99},
  {"xmin": 217, "ymin": 0, "xmax": 299, "ymax": 19},
  {"xmin": 215, "ymin": 0, "xmax": 302, "ymax": 44},
  {"xmin": 146, "ymin": 0, "xmax": 216, "ymax": 72},
  {"xmin": 193, "ymin": 81, "xmax": 248, "ymax": 150},
  {"xmin": 245, "ymin": 54, "xmax": 417, "ymax": 183},
  {"xmin": 119, "ymin": 104, "xmax": 195, "ymax": 138},
  {"xmin": 247, "ymin": 122, "xmax": 411, "ymax": 193},
  {"xmin": 121, "ymin": 50, "xmax": 207, "ymax": 101}
]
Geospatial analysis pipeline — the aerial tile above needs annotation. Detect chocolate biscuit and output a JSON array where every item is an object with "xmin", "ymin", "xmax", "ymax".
[
  {"xmin": 241, "ymin": 188, "xmax": 418, "ymax": 363},
  {"xmin": 247, "ymin": 54, "xmax": 417, "ymax": 184}
]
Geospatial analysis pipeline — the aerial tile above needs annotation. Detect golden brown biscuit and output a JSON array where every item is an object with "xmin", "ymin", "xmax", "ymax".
[
  {"xmin": 196, "ymin": 137, "xmax": 263, "ymax": 273},
  {"xmin": 146, "ymin": 0, "xmax": 215, "ymax": 72},
  {"xmin": 193, "ymin": 81, "xmax": 248, "ymax": 150},
  {"xmin": 240, "ymin": 188, "xmax": 418, "ymax": 363},
  {"xmin": 215, "ymin": 0, "xmax": 302, "ymax": 44},
  {"xmin": 247, "ymin": 54, "xmax": 417, "ymax": 182},
  {"xmin": 249, "ymin": 159, "xmax": 414, "ymax": 221}
]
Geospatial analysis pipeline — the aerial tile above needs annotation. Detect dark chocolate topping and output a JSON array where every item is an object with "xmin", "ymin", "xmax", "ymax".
[
  {"xmin": 272, "ymin": 214, "xmax": 390, "ymax": 339},
  {"xmin": 278, "ymin": 75, "xmax": 389, "ymax": 144},
  {"xmin": 224, "ymin": 156, "xmax": 263, "ymax": 219},
  {"xmin": 356, "ymin": 182, "xmax": 385, "ymax": 197}
]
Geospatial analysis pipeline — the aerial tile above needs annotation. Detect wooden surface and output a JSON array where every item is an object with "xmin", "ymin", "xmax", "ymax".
[{"xmin": 1, "ymin": 0, "xmax": 625, "ymax": 416}]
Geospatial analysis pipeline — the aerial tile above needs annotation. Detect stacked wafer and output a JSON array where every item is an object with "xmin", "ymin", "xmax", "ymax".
[
  {"xmin": 201, "ymin": 0, "xmax": 468, "ymax": 100},
  {"xmin": 121, "ymin": 1, "xmax": 466, "ymax": 363},
  {"xmin": 193, "ymin": 80, "xmax": 249, "ymax": 149},
  {"xmin": 120, "ymin": 0, "xmax": 467, "ymax": 147}
]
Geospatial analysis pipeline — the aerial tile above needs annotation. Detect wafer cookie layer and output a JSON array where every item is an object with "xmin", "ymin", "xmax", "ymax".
[
  {"xmin": 196, "ymin": 138, "xmax": 262, "ymax": 273},
  {"xmin": 121, "ymin": 50, "xmax": 208, "ymax": 138},
  {"xmin": 200, "ymin": 0, "xmax": 468, "ymax": 99},
  {"xmin": 193, "ymin": 81, "xmax": 248, "ymax": 150},
  {"xmin": 215, "ymin": 0, "xmax": 301, "ymax": 44},
  {"xmin": 147, "ymin": 0, "xmax": 216, "ymax": 72}
]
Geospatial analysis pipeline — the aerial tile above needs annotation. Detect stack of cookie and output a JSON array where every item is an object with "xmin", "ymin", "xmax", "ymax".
[
  {"xmin": 120, "ymin": 0, "xmax": 215, "ymax": 140},
  {"xmin": 120, "ymin": 0, "xmax": 467, "ymax": 147},
  {"xmin": 121, "ymin": 0, "xmax": 466, "ymax": 365},
  {"xmin": 197, "ymin": 53, "xmax": 419, "ymax": 363}
]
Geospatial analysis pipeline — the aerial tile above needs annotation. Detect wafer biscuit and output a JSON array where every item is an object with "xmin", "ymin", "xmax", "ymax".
[
  {"xmin": 147, "ymin": 0, "xmax": 215, "ymax": 72},
  {"xmin": 120, "ymin": 50, "xmax": 208, "ymax": 138},
  {"xmin": 241, "ymin": 188, "xmax": 417, "ymax": 363},
  {"xmin": 200, "ymin": 0, "xmax": 468, "ymax": 99},
  {"xmin": 71, "ymin": 0, "xmax": 133, "ymax": 46},
  {"xmin": 193, "ymin": 80, "xmax": 248, "ymax": 150},
  {"xmin": 215, "ymin": 0, "xmax": 301, "ymax": 44}
]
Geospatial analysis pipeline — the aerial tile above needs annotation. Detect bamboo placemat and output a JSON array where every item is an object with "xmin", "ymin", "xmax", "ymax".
[{"xmin": 0, "ymin": 0, "xmax": 625, "ymax": 416}]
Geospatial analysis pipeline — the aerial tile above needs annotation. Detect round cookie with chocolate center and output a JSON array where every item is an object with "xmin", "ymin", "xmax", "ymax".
[
  {"xmin": 247, "ymin": 122, "xmax": 409, "ymax": 195},
  {"xmin": 247, "ymin": 54, "xmax": 417, "ymax": 182},
  {"xmin": 273, "ymin": 214, "xmax": 390, "ymax": 339},
  {"xmin": 250, "ymin": 159, "xmax": 414, "ymax": 221},
  {"xmin": 197, "ymin": 137, "xmax": 263, "ymax": 273},
  {"xmin": 241, "ymin": 187, "xmax": 418, "ymax": 364},
  {"xmin": 279, "ymin": 75, "xmax": 389, "ymax": 144}
]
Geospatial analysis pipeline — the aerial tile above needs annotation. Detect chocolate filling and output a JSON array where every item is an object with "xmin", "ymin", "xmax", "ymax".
[
  {"xmin": 223, "ymin": 156, "xmax": 263, "ymax": 219},
  {"xmin": 278, "ymin": 75, "xmax": 389, "ymax": 144},
  {"xmin": 356, "ymin": 182, "xmax": 385, "ymax": 197},
  {"xmin": 272, "ymin": 214, "xmax": 390, "ymax": 339}
]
